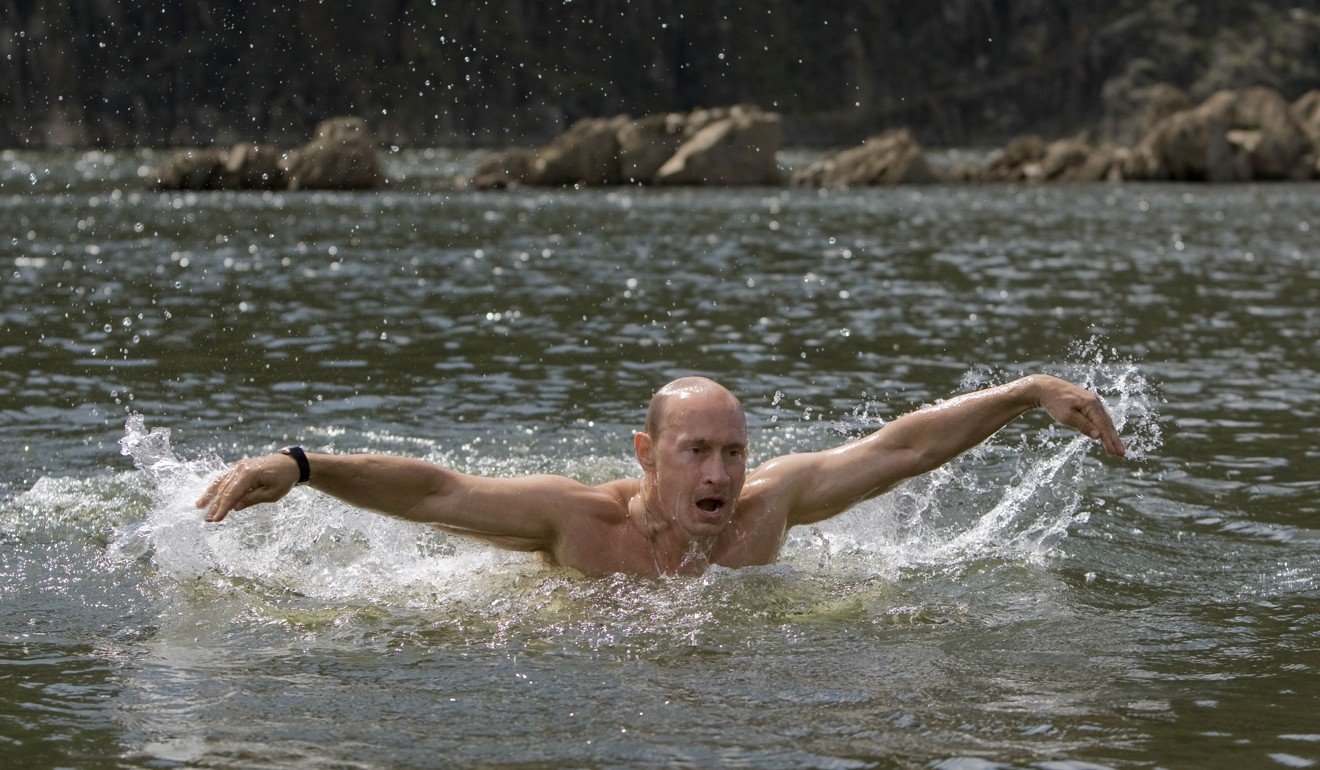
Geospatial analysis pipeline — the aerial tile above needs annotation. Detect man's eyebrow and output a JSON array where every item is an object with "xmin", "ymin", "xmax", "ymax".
[{"xmin": 677, "ymin": 436, "xmax": 746, "ymax": 449}]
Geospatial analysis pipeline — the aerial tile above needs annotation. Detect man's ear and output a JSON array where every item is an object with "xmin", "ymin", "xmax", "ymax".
[{"xmin": 634, "ymin": 432, "xmax": 656, "ymax": 473}]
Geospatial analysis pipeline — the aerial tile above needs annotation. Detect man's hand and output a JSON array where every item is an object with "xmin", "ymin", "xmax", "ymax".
[
  {"xmin": 1027, "ymin": 374, "xmax": 1126, "ymax": 456},
  {"xmin": 196, "ymin": 454, "xmax": 301, "ymax": 522}
]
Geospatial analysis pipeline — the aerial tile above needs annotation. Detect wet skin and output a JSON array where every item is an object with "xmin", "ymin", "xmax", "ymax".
[{"xmin": 198, "ymin": 374, "xmax": 1125, "ymax": 577}]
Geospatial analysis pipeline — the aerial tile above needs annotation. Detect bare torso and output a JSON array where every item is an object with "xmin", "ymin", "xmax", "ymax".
[{"xmin": 544, "ymin": 477, "xmax": 791, "ymax": 577}]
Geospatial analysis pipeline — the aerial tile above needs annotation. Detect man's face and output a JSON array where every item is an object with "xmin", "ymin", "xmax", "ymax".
[{"xmin": 639, "ymin": 389, "xmax": 748, "ymax": 539}]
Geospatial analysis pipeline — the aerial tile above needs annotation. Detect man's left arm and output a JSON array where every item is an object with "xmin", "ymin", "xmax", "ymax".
[{"xmin": 748, "ymin": 375, "xmax": 1125, "ymax": 526}]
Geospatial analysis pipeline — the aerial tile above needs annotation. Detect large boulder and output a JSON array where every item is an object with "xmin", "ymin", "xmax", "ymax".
[
  {"xmin": 216, "ymin": 143, "xmax": 285, "ymax": 190},
  {"xmin": 982, "ymin": 135, "xmax": 1047, "ymax": 181},
  {"xmin": 653, "ymin": 105, "xmax": 781, "ymax": 186},
  {"xmin": 281, "ymin": 117, "xmax": 388, "ymax": 190},
  {"xmin": 1127, "ymin": 102, "xmax": 1227, "ymax": 180},
  {"xmin": 616, "ymin": 112, "xmax": 688, "ymax": 183},
  {"xmin": 1291, "ymin": 90, "xmax": 1320, "ymax": 147},
  {"xmin": 1140, "ymin": 84, "xmax": 1193, "ymax": 136},
  {"xmin": 152, "ymin": 148, "xmax": 227, "ymax": 190},
  {"xmin": 468, "ymin": 146, "xmax": 537, "ymax": 189},
  {"xmin": 970, "ymin": 135, "xmax": 1119, "ymax": 183},
  {"xmin": 1231, "ymin": 87, "xmax": 1314, "ymax": 180},
  {"xmin": 529, "ymin": 114, "xmax": 631, "ymax": 186},
  {"xmin": 681, "ymin": 106, "xmax": 737, "ymax": 138},
  {"xmin": 466, "ymin": 105, "xmax": 783, "ymax": 188},
  {"xmin": 1294, "ymin": 90, "xmax": 1320, "ymax": 177},
  {"xmin": 1029, "ymin": 138, "xmax": 1120, "ymax": 182},
  {"xmin": 1130, "ymin": 88, "xmax": 1313, "ymax": 181},
  {"xmin": 150, "ymin": 118, "xmax": 383, "ymax": 191},
  {"xmin": 790, "ymin": 129, "xmax": 936, "ymax": 187}
]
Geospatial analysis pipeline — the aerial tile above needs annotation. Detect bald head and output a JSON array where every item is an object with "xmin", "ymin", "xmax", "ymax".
[{"xmin": 643, "ymin": 377, "xmax": 745, "ymax": 439}]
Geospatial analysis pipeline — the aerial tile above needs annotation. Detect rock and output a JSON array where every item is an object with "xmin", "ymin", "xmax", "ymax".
[
  {"xmin": 1110, "ymin": 146, "xmax": 1141, "ymax": 181},
  {"xmin": 941, "ymin": 162, "xmax": 986, "ymax": 183},
  {"xmin": 152, "ymin": 148, "xmax": 227, "ymax": 190},
  {"xmin": 530, "ymin": 114, "xmax": 631, "ymax": 186},
  {"xmin": 790, "ymin": 128, "xmax": 936, "ymax": 187},
  {"xmin": 682, "ymin": 106, "xmax": 733, "ymax": 137},
  {"xmin": 281, "ymin": 116, "xmax": 388, "ymax": 190},
  {"xmin": 216, "ymin": 143, "xmax": 285, "ymax": 190},
  {"xmin": 982, "ymin": 135, "xmax": 1047, "ymax": 181},
  {"xmin": 1131, "ymin": 88, "xmax": 1313, "ymax": 181},
  {"xmin": 616, "ymin": 113, "xmax": 687, "ymax": 183},
  {"xmin": 1140, "ymin": 84, "xmax": 1192, "ymax": 136},
  {"xmin": 973, "ymin": 134, "xmax": 1121, "ymax": 183},
  {"xmin": 1130, "ymin": 101, "xmax": 1226, "ymax": 181},
  {"xmin": 1293, "ymin": 90, "xmax": 1320, "ymax": 146},
  {"xmin": 468, "ymin": 146, "xmax": 537, "ymax": 189},
  {"xmin": 149, "ymin": 117, "xmax": 384, "ymax": 191},
  {"xmin": 1232, "ymin": 87, "xmax": 1313, "ymax": 180},
  {"xmin": 465, "ymin": 105, "xmax": 782, "ymax": 188},
  {"xmin": 653, "ymin": 106, "xmax": 782, "ymax": 186},
  {"xmin": 1029, "ymin": 138, "xmax": 1120, "ymax": 182},
  {"xmin": 1295, "ymin": 91, "xmax": 1320, "ymax": 178},
  {"xmin": 1026, "ymin": 138, "xmax": 1089, "ymax": 181}
]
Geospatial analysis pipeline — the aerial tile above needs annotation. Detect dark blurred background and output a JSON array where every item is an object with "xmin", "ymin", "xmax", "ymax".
[{"xmin": 3, "ymin": 0, "xmax": 1319, "ymax": 148}]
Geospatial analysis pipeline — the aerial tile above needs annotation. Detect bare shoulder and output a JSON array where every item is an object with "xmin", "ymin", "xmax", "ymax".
[
  {"xmin": 527, "ymin": 475, "xmax": 636, "ymax": 531},
  {"xmin": 740, "ymin": 444, "xmax": 875, "ymax": 527},
  {"xmin": 498, "ymin": 474, "xmax": 634, "ymax": 523},
  {"xmin": 743, "ymin": 451, "xmax": 821, "ymax": 498},
  {"xmin": 586, "ymin": 478, "xmax": 639, "ymax": 521},
  {"xmin": 426, "ymin": 474, "xmax": 635, "ymax": 556},
  {"xmin": 541, "ymin": 478, "xmax": 645, "ymax": 574}
]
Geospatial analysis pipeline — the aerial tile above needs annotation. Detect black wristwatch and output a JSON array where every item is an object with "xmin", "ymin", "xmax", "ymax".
[{"xmin": 279, "ymin": 445, "xmax": 311, "ymax": 484}]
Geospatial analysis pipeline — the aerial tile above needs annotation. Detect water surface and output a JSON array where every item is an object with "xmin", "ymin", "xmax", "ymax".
[{"xmin": 1, "ymin": 150, "xmax": 1317, "ymax": 768}]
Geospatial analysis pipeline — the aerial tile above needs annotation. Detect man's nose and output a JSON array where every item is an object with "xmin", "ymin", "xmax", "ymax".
[{"xmin": 702, "ymin": 454, "xmax": 730, "ymax": 485}]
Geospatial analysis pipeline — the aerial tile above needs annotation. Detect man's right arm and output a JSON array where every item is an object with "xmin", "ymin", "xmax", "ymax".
[
  {"xmin": 196, "ymin": 452, "xmax": 604, "ymax": 550},
  {"xmin": 745, "ymin": 374, "xmax": 1125, "ymax": 527}
]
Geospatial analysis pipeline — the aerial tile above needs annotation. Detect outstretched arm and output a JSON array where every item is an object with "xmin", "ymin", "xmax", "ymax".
[
  {"xmin": 196, "ymin": 451, "xmax": 610, "ymax": 550},
  {"xmin": 749, "ymin": 374, "xmax": 1125, "ymax": 526}
]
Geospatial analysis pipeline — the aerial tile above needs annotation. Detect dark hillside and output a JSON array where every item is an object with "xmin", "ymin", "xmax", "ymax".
[{"xmin": 3, "ymin": 0, "xmax": 1318, "ymax": 148}]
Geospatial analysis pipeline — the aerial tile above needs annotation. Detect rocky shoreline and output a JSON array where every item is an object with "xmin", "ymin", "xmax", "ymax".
[
  {"xmin": 151, "ymin": 117, "xmax": 388, "ymax": 191},
  {"xmin": 150, "ymin": 86, "xmax": 1320, "ymax": 191}
]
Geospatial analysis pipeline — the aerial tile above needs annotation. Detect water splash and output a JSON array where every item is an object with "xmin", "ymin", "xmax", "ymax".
[
  {"xmin": 109, "ymin": 414, "xmax": 531, "ymax": 609},
  {"xmin": 105, "ymin": 345, "xmax": 1159, "ymax": 618},
  {"xmin": 796, "ymin": 342, "xmax": 1161, "ymax": 573}
]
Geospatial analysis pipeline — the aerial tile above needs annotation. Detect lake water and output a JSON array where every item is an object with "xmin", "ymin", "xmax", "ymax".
[{"xmin": 1, "ymin": 149, "xmax": 1317, "ymax": 769}]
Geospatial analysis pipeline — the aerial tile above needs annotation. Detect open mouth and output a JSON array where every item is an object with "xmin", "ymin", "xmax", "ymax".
[{"xmin": 696, "ymin": 498, "xmax": 723, "ymax": 513}]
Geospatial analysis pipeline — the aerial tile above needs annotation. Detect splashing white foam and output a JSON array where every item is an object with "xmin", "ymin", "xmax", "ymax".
[
  {"xmin": 793, "ymin": 344, "xmax": 1160, "ymax": 573},
  {"xmin": 109, "ymin": 414, "xmax": 537, "ymax": 609}
]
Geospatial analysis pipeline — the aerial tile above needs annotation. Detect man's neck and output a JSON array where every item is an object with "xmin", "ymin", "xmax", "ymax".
[{"xmin": 627, "ymin": 493, "xmax": 715, "ymax": 576}]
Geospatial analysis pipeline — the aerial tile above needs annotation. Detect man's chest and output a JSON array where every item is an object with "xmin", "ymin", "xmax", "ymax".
[{"xmin": 710, "ymin": 502, "xmax": 788, "ymax": 568}]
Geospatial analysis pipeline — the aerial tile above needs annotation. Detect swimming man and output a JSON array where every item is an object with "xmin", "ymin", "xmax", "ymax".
[{"xmin": 198, "ymin": 374, "xmax": 1125, "ymax": 576}]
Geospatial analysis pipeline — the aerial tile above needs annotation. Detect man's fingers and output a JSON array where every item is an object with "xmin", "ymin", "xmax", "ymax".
[
  {"xmin": 204, "ymin": 482, "xmax": 237, "ymax": 522},
  {"xmin": 196, "ymin": 473, "xmax": 226, "ymax": 508},
  {"xmin": 1078, "ymin": 402, "xmax": 1126, "ymax": 456},
  {"xmin": 204, "ymin": 469, "xmax": 251, "ymax": 522},
  {"xmin": 201, "ymin": 456, "xmax": 299, "ymax": 522}
]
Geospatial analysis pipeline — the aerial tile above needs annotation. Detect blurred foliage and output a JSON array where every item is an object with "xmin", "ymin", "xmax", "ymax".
[{"xmin": 2, "ymin": 0, "xmax": 1317, "ymax": 148}]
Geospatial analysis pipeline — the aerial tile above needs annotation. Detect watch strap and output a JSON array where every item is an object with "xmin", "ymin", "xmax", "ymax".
[{"xmin": 279, "ymin": 445, "xmax": 311, "ymax": 484}]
